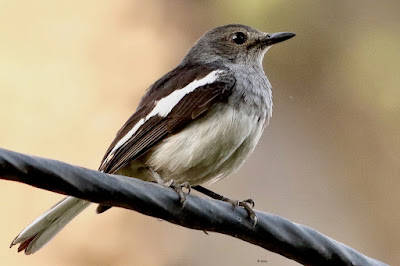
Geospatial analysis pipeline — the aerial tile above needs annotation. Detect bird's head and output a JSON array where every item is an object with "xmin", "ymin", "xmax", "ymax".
[{"xmin": 182, "ymin": 24, "xmax": 295, "ymax": 67}]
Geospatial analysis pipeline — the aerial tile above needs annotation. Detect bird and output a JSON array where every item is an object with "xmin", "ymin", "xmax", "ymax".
[{"xmin": 11, "ymin": 24, "xmax": 295, "ymax": 254}]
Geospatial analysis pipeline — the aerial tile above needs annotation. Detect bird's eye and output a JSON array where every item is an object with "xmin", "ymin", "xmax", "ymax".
[{"xmin": 232, "ymin": 32, "xmax": 248, "ymax": 45}]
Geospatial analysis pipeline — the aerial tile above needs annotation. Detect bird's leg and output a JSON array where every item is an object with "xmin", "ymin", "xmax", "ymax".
[
  {"xmin": 147, "ymin": 167, "xmax": 173, "ymax": 187},
  {"xmin": 147, "ymin": 168, "xmax": 191, "ymax": 208},
  {"xmin": 193, "ymin": 186, "xmax": 257, "ymax": 227}
]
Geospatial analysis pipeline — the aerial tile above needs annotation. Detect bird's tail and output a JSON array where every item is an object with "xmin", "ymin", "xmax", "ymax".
[{"xmin": 10, "ymin": 196, "xmax": 91, "ymax": 255}]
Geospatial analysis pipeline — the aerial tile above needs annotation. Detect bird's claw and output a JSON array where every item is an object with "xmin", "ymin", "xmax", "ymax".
[
  {"xmin": 227, "ymin": 198, "xmax": 257, "ymax": 227},
  {"xmin": 238, "ymin": 200, "xmax": 257, "ymax": 227},
  {"xmin": 169, "ymin": 181, "xmax": 191, "ymax": 209}
]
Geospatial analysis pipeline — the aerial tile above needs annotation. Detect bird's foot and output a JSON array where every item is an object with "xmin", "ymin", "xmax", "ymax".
[
  {"xmin": 170, "ymin": 181, "xmax": 191, "ymax": 209},
  {"xmin": 157, "ymin": 178, "xmax": 191, "ymax": 209},
  {"xmin": 147, "ymin": 168, "xmax": 191, "ymax": 208},
  {"xmin": 193, "ymin": 186, "xmax": 258, "ymax": 227},
  {"xmin": 228, "ymin": 198, "xmax": 257, "ymax": 227}
]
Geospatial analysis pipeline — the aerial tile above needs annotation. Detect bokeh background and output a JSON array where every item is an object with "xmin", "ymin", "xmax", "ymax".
[{"xmin": 0, "ymin": 1, "xmax": 399, "ymax": 265}]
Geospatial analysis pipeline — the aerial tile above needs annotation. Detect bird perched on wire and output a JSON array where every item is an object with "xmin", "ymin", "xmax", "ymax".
[{"xmin": 11, "ymin": 24, "xmax": 295, "ymax": 254}]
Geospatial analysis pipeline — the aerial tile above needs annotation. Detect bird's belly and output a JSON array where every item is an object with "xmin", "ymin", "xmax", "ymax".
[{"xmin": 145, "ymin": 105, "xmax": 265, "ymax": 185}]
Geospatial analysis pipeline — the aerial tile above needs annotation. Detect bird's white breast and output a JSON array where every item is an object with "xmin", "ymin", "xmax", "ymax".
[{"xmin": 146, "ymin": 104, "xmax": 265, "ymax": 185}]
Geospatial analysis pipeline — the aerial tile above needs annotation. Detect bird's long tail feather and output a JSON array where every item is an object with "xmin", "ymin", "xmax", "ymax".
[{"xmin": 10, "ymin": 196, "xmax": 91, "ymax": 255}]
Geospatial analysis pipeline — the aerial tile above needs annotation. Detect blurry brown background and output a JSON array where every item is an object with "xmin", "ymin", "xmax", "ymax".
[{"xmin": 0, "ymin": 1, "xmax": 399, "ymax": 265}]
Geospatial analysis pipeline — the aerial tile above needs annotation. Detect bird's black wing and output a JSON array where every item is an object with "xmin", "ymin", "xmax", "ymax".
[{"xmin": 99, "ymin": 64, "xmax": 236, "ymax": 174}]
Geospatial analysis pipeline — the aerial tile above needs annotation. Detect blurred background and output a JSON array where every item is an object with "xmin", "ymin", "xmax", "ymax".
[{"xmin": 0, "ymin": 0, "xmax": 399, "ymax": 265}]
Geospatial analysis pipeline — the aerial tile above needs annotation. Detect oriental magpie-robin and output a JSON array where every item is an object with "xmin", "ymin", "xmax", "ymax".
[{"xmin": 11, "ymin": 24, "xmax": 295, "ymax": 254}]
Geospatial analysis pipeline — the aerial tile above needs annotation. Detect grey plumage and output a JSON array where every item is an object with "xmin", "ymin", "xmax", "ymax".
[{"xmin": 11, "ymin": 24, "xmax": 295, "ymax": 254}]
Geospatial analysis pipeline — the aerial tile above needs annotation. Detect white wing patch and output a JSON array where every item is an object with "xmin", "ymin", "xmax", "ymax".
[
  {"xmin": 101, "ymin": 69, "xmax": 224, "ymax": 167},
  {"xmin": 146, "ymin": 70, "xmax": 224, "ymax": 118}
]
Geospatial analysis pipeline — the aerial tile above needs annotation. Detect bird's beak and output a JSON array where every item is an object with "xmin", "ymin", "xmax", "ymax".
[{"xmin": 262, "ymin": 32, "xmax": 296, "ymax": 46}]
